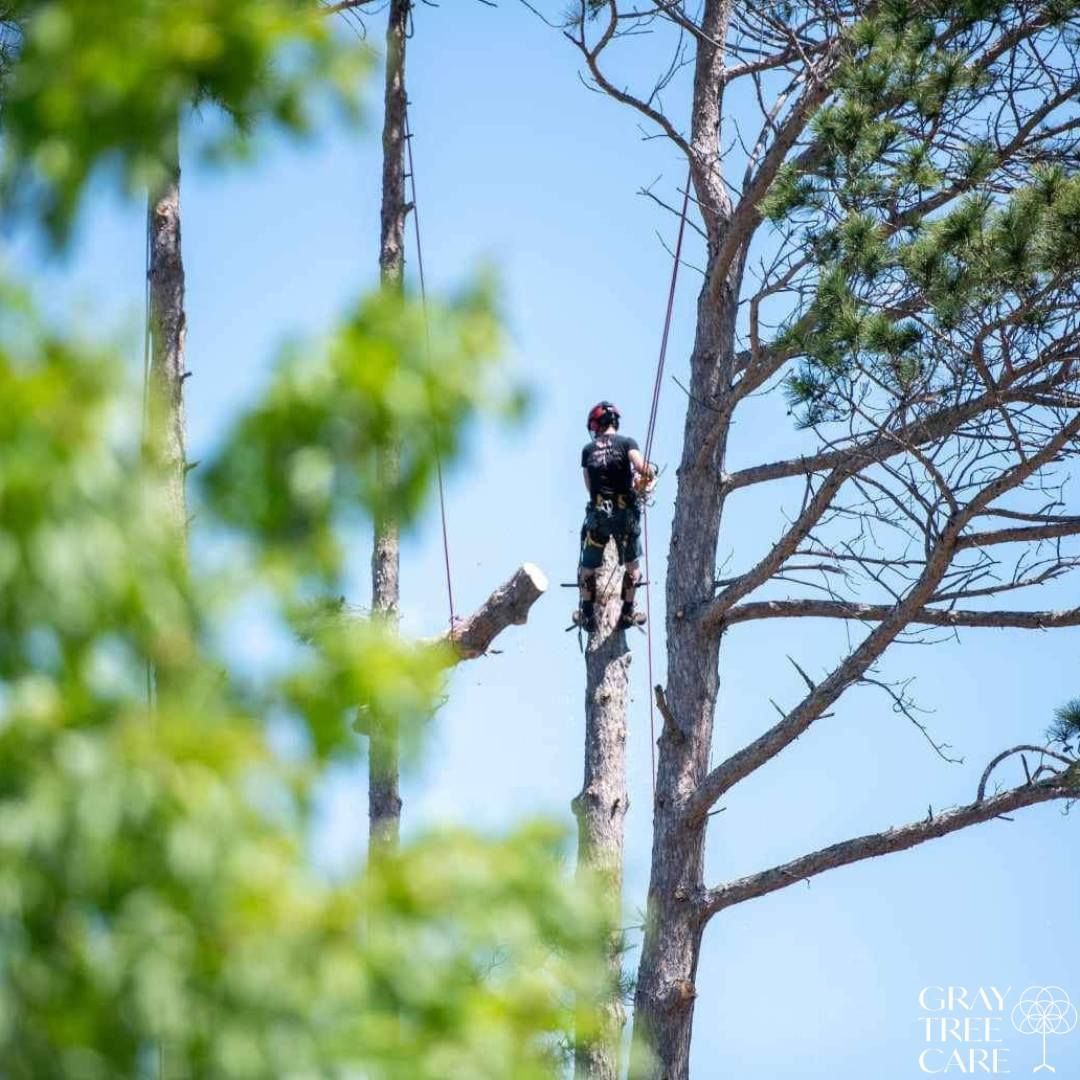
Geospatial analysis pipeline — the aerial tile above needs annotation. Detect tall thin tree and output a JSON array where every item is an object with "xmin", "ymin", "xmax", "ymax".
[
  {"xmin": 368, "ymin": 0, "xmax": 410, "ymax": 853},
  {"xmin": 146, "ymin": 121, "xmax": 188, "ymax": 540},
  {"xmin": 331, "ymin": 0, "xmax": 549, "ymax": 853},
  {"xmin": 573, "ymin": 541, "xmax": 632, "ymax": 1079}
]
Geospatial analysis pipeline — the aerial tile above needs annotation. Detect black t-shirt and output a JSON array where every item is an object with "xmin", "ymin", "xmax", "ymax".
[{"xmin": 581, "ymin": 434, "xmax": 639, "ymax": 496}]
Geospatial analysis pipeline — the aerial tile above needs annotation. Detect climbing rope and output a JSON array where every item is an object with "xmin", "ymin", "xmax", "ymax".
[
  {"xmin": 643, "ymin": 170, "xmax": 691, "ymax": 465},
  {"xmin": 641, "ymin": 170, "xmax": 692, "ymax": 796},
  {"xmin": 404, "ymin": 102, "xmax": 457, "ymax": 635}
]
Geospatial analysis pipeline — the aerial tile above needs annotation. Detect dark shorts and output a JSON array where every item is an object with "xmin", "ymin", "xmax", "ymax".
[{"xmin": 579, "ymin": 495, "xmax": 642, "ymax": 570}]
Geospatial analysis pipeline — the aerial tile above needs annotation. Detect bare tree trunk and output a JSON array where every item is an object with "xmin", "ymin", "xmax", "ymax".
[
  {"xmin": 630, "ymin": 290, "xmax": 737, "ymax": 1080},
  {"xmin": 627, "ymin": 7, "xmax": 736, "ymax": 1072},
  {"xmin": 573, "ymin": 540, "xmax": 631, "ymax": 1080},
  {"xmin": 369, "ymin": 0, "xmax": 410, "ymax": 854},
  {"xmin": 147, "ymin": 121, "xmax": 188, "ymax": 539}
]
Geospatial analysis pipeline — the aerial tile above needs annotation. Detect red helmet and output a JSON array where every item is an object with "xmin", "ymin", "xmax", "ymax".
[{"xmin": 587, "ymin": 401, "xmax": 621, "ymax": 434}]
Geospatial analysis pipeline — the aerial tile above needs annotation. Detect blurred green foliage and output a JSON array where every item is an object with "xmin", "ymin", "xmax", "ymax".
[
  {"xmin": 0, "ymin": 286, "xmax": 602, "ymax": 1078},
  {"xmin": 0, "ymin": 1, "xmax": 599, "ymax": 1073},
  {"xmin": 0, "ymin": 0, "xmax": 369, "ymax": 236},
  {"xmin": 205, "ymin": 282, "xmax": 524, "ymax": 582}
]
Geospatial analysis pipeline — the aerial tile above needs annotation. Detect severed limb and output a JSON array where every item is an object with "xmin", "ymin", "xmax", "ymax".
[
  {"xmin": 440, "ymin": 562, "xmax": 548, "ymax": 662},
  {"xmin": 350, "ymin": 563, "xmax": 548, "ymax": 736}
]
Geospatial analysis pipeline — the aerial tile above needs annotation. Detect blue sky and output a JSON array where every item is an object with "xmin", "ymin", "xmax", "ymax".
[{"xmin": 14, "ymin": 3, "xmax": 1080, "ymax": 1077}]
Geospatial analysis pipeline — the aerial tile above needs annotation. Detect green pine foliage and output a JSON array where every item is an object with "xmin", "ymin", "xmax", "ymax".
[
  {"xmin": 765, "ymin": 0, "xmax": 1080, "ymax": 426},
  {"xmin": 1048, "ymin": 698, "xmax": 1080, "ymax": 748}
]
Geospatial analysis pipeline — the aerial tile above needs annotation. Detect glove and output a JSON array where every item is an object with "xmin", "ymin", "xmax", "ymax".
[{"xmin": 634, "ymin": 464, "xmax": 658, "ymax": 496}]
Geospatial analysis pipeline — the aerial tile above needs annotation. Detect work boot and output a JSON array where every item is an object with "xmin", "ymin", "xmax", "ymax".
[{"xmin": 618, "ymin": 603, "xmax": 646, "ymax": 630}]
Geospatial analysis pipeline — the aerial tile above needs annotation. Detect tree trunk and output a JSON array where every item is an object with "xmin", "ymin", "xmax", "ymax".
[
  {"xmin": 630, "ymin": 288, "xmax": 737, "ymax": 1080},
  {"xmin": 573, "ymin": 540, "xmax": 631, "ymax": 1080},
  {"xmin": 147, "ymin": 121, "xmax": 188, "ymax": 540},
  {"xmin": 369, "ymin": 0, "xmax": 410, "ymax": 854},
  {"xmin": 627, "ymin": 5, "xmax": 738, "ymax": 1071}
]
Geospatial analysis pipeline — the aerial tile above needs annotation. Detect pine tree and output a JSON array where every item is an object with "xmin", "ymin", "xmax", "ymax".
[{"xmin": 536, "ymin": 2, "xmax": 1080, "ymax": 1075}]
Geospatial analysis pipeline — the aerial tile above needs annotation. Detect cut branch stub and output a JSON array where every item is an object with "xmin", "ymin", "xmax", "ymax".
[{"xmin": 443, "ymin": 562, "xmax": 548, "ymax": 661}]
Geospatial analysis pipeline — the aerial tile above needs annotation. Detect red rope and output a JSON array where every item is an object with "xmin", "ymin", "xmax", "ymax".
[
  {"xmin": 642, "ymin": 171, "xmax": 692, "ymax": 797},
  {"xmin": 404, "ymin": 103, "xmax": 456, "ymax": 634}
]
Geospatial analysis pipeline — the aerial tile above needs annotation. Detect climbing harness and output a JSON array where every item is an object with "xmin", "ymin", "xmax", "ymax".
[
  {"xmin": 404, "ymin": 102, "xmax": 457, "ymax": 635},
  {"xmin": 569, "ymin": 484, "xmax": 643, "ymax": 637},
  {"xmin": 572, "ymin": 405, "xmax": 651, "ymax": 635}
]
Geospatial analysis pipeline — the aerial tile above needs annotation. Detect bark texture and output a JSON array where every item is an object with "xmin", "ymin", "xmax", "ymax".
[
  {"xmin": 628, "ymin": 10, "xmax": 737, "ymax": 1065},
  {"xmin": 631, "ymin": 290, "xmax": 736, "ymax": 1080},
  {"xmin": 725, "ymin": 599, "xmax": 1080, "ymax": 631},
  {"xmin": 444, "ymin": 563, "xmax": 548, "ymax": 659},
  {"xmin": 147, "ymin": 122, "xmax": 188, "ymax": 538},
  {"xmin": 369, "ymin": 0, "xmax": 410, "ymax": 854},
  {"xmin": 573, "ymin": 541, "xmax": 631, "ymax": 1080}
]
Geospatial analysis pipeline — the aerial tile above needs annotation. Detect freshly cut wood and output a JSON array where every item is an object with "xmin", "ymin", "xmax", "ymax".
[
  {"xmin": 351, "ymin": 562, "xmax": 546, "ymax": 739},
  {"xmin": 443, "ymin": 562, "xmax": 548, "ymax": 661}
]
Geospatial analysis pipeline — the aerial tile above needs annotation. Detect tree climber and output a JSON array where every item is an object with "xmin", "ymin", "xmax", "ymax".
[{"xmin": 575, "ymin": 401, "xmax": 657, "ymax": 634}]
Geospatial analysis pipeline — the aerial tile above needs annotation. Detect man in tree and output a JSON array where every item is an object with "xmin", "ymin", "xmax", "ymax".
[{"xmin": 576, "ymin": 400, "xmax": 655, "ymax": 634}]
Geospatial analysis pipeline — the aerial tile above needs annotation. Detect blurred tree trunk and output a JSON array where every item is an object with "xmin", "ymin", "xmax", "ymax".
[
  {"xmin": 369, "ymin": 0, "xmax": 409, "ymax": 853},
  {"xmin": 573, "ymin": 540, "xmax": 631, "ymax": 1079},
  {"xmin": 147, "ymin": 121, "xmax": 188, "ymax": 541}
]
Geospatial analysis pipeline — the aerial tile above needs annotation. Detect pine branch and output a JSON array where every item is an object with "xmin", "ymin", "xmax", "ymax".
[
  {"xmin": 702, "ymin": 766, "xmax": 1080, "ymax": 918},
  {"xmin": 723, "ymin": 599, "xmax": 1080, "ymax": 631},
  {"xmin": 688, "ymin": 413, "xmax": 1080, "ymax": 822}
]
